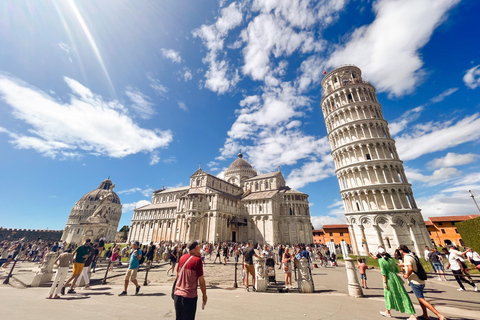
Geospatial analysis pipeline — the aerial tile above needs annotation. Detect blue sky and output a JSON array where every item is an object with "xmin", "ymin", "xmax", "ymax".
[{"xmin": 1, "ymin": 0, "xmax": 480, "ymax": 231}]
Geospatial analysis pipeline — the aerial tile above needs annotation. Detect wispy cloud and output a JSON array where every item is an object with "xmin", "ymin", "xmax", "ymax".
[
  {"xmin": 0, "ymin": 74, "xmax": 172, "ymax": 159},
  {"xmin": 148, "ymin": 75, "xmax": 168, "ymax": 97},
  {"xmin": 58, "ymin": 42, "xmax": 73, "ymax": 62},
  {"xmin": 150, "ymin": 152, "xmax": 160, "ymax": 165},
  {"xmin": 178, "ymin": 101, "xmax": 188, "ymax": 111},
  {"xmin": 463, "ymin": 64, "xmax": 480, "ymax": 89},
  {"xmin": 118, "ymin": 187, "xmax": 153, "ymax": 198},
  {"xmin": 125, "ymin": 86, "xmax": 155, "ymax": 119},
  {"xmin": 122, "ymin": 200, "xmax": 151, "ymax": 212},
  {"xmin": 161, "ymin": 48, "xmax": 182, "ymax": 63},
  {"xmin": 429, "ymin": 87, "xmax": 458, "ymax": 103},
  {"xmin": 427, "ymin": 152, "xmax": 479, "ymax": 168}
]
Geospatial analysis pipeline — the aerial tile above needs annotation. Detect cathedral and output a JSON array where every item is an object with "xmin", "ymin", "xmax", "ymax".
[{"xmin": 127, "ymin": 153, "xmax": 313, "ymax": 245}]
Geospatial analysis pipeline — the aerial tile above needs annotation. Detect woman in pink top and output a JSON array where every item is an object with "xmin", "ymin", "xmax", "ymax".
[{"xmin": 357, "ymin": 257, "xmax": 368, "ymax": 289}]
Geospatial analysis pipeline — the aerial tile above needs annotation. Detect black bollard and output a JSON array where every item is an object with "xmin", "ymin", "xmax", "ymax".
[
  {"xmin": 233, "ymin": 262, "xmax": 238, "ymax": 288},
  {"xmin": 102, "ymin": 259, "xmax": 112, "ymax": 285},
  {"xmin": 144, "ymin": 262, "xmax": 150, "ymax": 286},
  {"xmin": 3, "ymin": 260, "xmax": 18, "ymax": 285}
]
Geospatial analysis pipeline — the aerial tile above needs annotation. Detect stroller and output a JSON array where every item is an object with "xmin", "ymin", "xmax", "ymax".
[{"xmin": 265, "ymin": 258, "xmax": 276, "ymax": 284}]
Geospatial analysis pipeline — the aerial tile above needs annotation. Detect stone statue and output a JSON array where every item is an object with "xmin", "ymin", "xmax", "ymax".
[
  {"xmin": 31, "ymin": 252, "xmax": 57, "ymax": 287},
  {"xmin": 254, "ymin": 256, "xmax": 267, "ymax": 292},
  {"xmin": 88, "ymin": 184, "xmax": 115, "ymax": 223},
  {"xmin": 298, "ymin": 257, "xmax": 314, "ymax": 293}
]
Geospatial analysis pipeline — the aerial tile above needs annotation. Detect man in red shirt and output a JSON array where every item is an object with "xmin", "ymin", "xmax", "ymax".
[{"xmin": 174, "ymin": 240, "xmax": 207, "ymax": 320}]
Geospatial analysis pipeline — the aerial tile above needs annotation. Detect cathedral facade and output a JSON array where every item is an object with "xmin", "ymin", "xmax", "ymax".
[{"xmin": 127, "ymin": 153, "xmax": 313, "ymax": 245}]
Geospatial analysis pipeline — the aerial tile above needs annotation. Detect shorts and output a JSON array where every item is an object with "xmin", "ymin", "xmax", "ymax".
[
  {"xmin": 244, "ymin": 263, "xmax": 255, "ymax": 277},
  {"xmin": 360, "ymin": 273, "xmax": 367, "ymax": 280},
  {"xmin": 432, "ymin": 262, "xmax": 444, "ymax": 272},
  {"xmin": 473, "ymin": 260, "xmax": 480, "ymax": 267},
  {"xmin": 72, "ymin": 262, "xmax": 84, "ymax": 275},
  {"xmin": 124, "ymin": 268, "xmax": 138, "ymax": 281},
  {"xmin": 410, "ymin": 283, "xmax": 425, "ymax": 299}
]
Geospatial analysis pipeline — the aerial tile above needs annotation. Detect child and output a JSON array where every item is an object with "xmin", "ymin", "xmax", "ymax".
[{"xmin": 357, "ymin": 257, "xmax": 368, "ymax": 289}]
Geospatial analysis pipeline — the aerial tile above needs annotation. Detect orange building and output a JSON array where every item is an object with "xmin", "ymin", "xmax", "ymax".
[
  {"xmin": 313, "ymin": 224, "xmax": 351, "ymax": 245},
  {"xmin": 425, "ymin": 215, "xmax": 480, "ymax": 247}
]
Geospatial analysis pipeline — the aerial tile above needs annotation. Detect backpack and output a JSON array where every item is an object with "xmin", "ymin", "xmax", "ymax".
[
  {"xmin": 409, "ymin": 254, "xmax": 427, "ymax": 281},
  {"xmin": 138, "ymin": 249, "xmax": 145, "ymax": 265}
]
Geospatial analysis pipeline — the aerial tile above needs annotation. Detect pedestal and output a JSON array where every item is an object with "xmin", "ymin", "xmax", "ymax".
[
  {"xmin": 298, "ymin": 258, "xmax": 314, "ymax": 293},
  {"xmin": 254, "ymin": 256, "xmax": 267, "ymax": 292},
  {"xmin": 31, "ymin": 252, "xmax": 57, "ymax": 287},
  {"xmin": 344, "ymin": 256, "xmax": 363, "ymax": 298}
]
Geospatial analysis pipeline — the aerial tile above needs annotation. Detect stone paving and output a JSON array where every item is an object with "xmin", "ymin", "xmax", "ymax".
[{"xmin": 1, "ymin": 257, "xmax": 479, "ymax": 320}]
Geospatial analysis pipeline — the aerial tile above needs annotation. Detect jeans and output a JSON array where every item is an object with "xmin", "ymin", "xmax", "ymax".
[{"xmin": 174, "ymin": 295, "xmax": 198, "ymax": 320}]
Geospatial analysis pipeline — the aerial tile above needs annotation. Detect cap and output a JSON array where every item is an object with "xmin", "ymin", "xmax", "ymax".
[
  {"xmin": 187, "ymin": 240, "xmax": 199, "ymax": 251},
  {"xmin": 377, "ymin": 247, "xmax": 386, "ymax": 254}
]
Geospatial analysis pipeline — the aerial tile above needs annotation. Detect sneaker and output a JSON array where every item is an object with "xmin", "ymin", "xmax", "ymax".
[
  {"xmin": 118, "ymin": 291, "xmax": 127, "ymax": 296},
  {"xmin": 379, "ymin": 311, "xmax": 392, "ymax": 318},
  {"xmin": 457, "ymin": 288, "xmax": 465, "ymax": 291},
  {"xmin": 67, "ymin": 289, "xmax": 76, "ymax": 294},
  {"xmin": 83, "ymin": 285, "xmax": 90, "ymax": 289},
  {"xmin": 252, "ymin": 287, "xmax": 257, "ymax": 292},
  {"xmin": 135, "ymin": 286, "xmax": 141, "ymax": 295},
  {"xmin": 60, "ymin": 287, "xmax": 65, "ymax": 295},
  {"xmin": 475, "ymin": 285, "xmax": 478, "ymax": 292},
  {"xmin": 437, "ymin": 278, "xmax": 442, "ymax": 281},
  {"xmin": 246, "ymin": 287, "xmax": 249, "ymax": 292}
]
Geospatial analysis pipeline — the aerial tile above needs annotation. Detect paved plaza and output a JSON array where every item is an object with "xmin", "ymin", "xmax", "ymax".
[{"xmin": 1, "ymin": 258, "xmax": 479, "ymax": 320}]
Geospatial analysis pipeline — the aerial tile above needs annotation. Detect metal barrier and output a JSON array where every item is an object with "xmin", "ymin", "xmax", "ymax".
[
  {"xmin": 233, "ymin": 262, "xmax": 238, "ymax": 288},
  {"xmin": 2, "ymin": 260, "xmax": 19, "ymax": 285}
]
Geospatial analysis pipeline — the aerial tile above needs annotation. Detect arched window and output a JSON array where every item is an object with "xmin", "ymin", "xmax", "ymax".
[
  {"xmin": 356, "ymin": 202, "xmax": 360, "ymax": 211},
  {"xmin": 290, "ymin": 208, "xmax": 293, "ymax": 216},
  {"xmin": 255, "ymin": 182, "xmax": 259, "ymax": 191},
  {"xmin": 259, "ymin": 205, "xmax": 262, "ymax": 212},
  {"xmin": 265, "ymin": 181, "xmax": 269, "ymax": 189}
]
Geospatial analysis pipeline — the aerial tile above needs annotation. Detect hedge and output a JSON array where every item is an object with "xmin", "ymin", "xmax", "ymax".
[{"xmin": 456, "ymin": 216, "xmax": 480, "ymax": 253}]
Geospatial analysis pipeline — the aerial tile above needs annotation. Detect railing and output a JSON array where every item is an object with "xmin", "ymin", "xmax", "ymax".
[{"xmin": 323, "ymin": 80, "xmax": 372, "ymax": 97}]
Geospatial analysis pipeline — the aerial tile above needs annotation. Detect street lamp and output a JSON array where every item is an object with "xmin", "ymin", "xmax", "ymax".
[{"xmin": 468, "ymin": 190, "xmax": 480, "ymax": 213}]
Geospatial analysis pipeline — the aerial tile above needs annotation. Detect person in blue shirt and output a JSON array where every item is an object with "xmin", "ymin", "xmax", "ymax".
[{"xmin": 119, "ymin": 241, "xmax": 142, "ymax": 296}]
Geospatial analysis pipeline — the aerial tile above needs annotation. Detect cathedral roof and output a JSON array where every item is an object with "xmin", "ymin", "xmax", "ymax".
[
  {"xmin": 243, "ymin": 172, "xmax": 281, "ymax": 181},
  {"xmin": 135, "ymin": 202, "xmax": 177, "ymax": 211},
  {"xmin": 242, "ymin": 190, "xmax": 278, "ymax": 200}
]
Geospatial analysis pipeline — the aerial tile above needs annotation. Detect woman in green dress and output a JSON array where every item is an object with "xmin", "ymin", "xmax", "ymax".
[{"xmin": 378, "ymin": 248, "xmax": 417, "ymax": 319}]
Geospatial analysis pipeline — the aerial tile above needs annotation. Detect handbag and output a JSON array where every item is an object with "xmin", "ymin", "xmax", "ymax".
[{"xmin": 171, "ymin": 255, "xmax": 194, "ymax": 299}]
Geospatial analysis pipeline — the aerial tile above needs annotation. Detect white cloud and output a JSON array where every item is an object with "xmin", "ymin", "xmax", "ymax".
[
  {"xmin": 183, "ymin": 68, "xmax": 193, "ymax": 82},
  {"xmin": 148, "ymin": 75, "xmax": 168, "ymax": 97},
  {"xmin": 327, "ymin": 0, "xmax": 460, "ymax": 97},
  {"xmin": 150, "ymin": 152, "xmax": 160, "ymax": 165},
  {"xmin": 0, "ymin": 74, "xmax": 173, "ymax": 159},
  {"xmin": 207, "ymin": 161, "xmax": 219, "ymax": 167},
  {"xmin": 310, "ymin": 199, "xmax": 347, "ymax": 229},
  {"xmin": 396, "ymin": 114, "xmax": 480, "ymax": 161},
  {"xmin": 389, "ymin": 106, "xmax": 423, "ymax": 136},
  {"xmin": 161, "ymin": 48, "xmax": 182, "ymax": 63},
  {"xmin": 163, "ymin": 156, "xmax": 177, "ymax": 164},
  {"xmin": 428, "ymin": 152, "xmax": 479, "ymax": 168},
  {"xmin": 429, "ymin": 87, "xmax": 458, "ymax": 103},
  {"xmin": 463, "ymin": 65, "xmax": 480, "ymax": 89},
  {"xmin": 122, "ymin": 200, "xmax": 151, "ymax": 213},
  {"xmin": 118, "ymin": 187, "xmax": 154, "ymax": 198},
  {"xmin": 177, "ymin": 101, "xmax": 188, "ymax": 111},
  {"xmin": 125, "ymin": 87, "xmax": 155, "ymax": 119},
  {"xmin": 193, "ymin": 2, "xmax": 243, "ymax": 94},
  {"xmin": 406, "ymin": 167, "xmax": 460, "ymax": 186},
  {"xmin": 287, "ymin": 157, "xmax": 335, "ymax": 189},
  {"xmin": 58, "ymin": 42, "xmax": 73, "ymax": 62}
]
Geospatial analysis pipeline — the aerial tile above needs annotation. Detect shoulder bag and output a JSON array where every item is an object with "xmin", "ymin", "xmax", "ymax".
[{"xmin": 171, "ymin": 255, "xmax": 194, "ymax": 299}]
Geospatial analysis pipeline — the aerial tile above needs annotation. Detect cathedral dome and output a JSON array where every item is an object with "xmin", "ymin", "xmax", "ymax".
[
  {"xmin": 61, "ymin": 178, "xmax": 122, "ymax": 244},
  {"xmin": 224, "ymin": 153, "xmax": 257, "ymax": 185},
  {"xmin": 227, "ymin": 152, "xmax": 254, "ymax": 171},
  {"xmin": 78, "ymin": 178, "xmax": 121, "ymax": 204}
]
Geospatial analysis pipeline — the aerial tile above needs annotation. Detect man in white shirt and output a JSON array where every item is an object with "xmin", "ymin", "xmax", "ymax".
[
  {"xmin": 444, "ymin": 246, "xmax": 477, "ymax": 291},
  {"xmin": 424, "ymin": 246, "xmax": 431, "ymax": 261},
  {"xmin": 466, "ymin": 248, "xmax": 480, "ymax": 267}
]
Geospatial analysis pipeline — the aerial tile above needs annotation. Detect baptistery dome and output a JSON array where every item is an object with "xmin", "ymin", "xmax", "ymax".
[
  {"xmin": 224, "ymin": 153, "xmax": 257, "ymax": 186},
  {"xmin": 61, "ymin": 178, "xmax": 122, "ymax": 244}
]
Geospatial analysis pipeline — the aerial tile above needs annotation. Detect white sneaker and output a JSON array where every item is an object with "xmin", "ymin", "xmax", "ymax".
[
  {"xmin": 437, "ymin": 278, "xmax": 442, "ymax": 281},
  {"xmin": 457, "ymin": 288, "xmax": 465, "ymax": 291},
  {"xmin": 475, "ymin": 285, "xmax": 478, "ymax": 292}
]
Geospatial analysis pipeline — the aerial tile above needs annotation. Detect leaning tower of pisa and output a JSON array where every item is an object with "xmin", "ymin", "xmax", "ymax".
[{"xmin": 320, "ymin": 65, "xmax": 431, "ymax": 255}]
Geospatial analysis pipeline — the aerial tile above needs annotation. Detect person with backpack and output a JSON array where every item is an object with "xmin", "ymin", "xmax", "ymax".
[{"xmin": 399, "ymin": 245, "xmax": 446, "ymax": 320}]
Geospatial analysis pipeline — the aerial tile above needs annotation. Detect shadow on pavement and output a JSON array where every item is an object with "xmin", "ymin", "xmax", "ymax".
[{"xmin": 136, "ymin": 292, "xmax": 166, "ymax": 297}]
